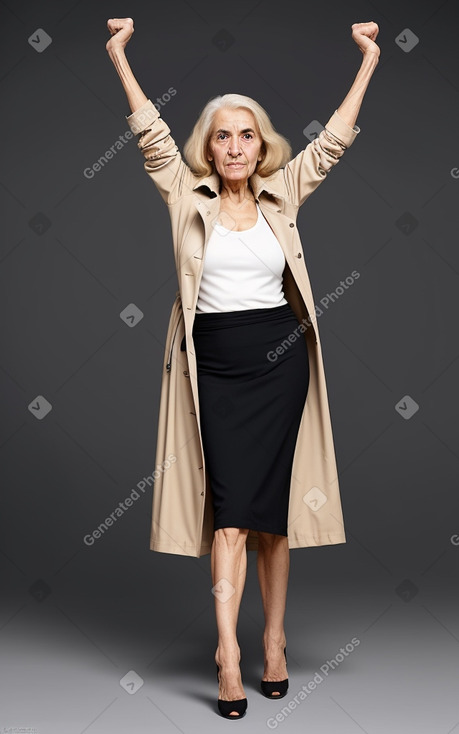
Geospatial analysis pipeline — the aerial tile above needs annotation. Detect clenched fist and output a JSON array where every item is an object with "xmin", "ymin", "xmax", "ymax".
[
  {"xmin": 106, "ymin": 17, "xmax": 135, "ymax": 53},
  {"xmin": 351, "ymin": 21, "xmax": 380, "ymax": 58}
]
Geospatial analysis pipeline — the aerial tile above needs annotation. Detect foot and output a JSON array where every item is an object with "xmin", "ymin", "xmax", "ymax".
[
  {"xmin": 215, "ymin": 645, "xmax": 247, "ymax": 718},
  {"xmin": 262, "ymin": 635, "xmax": 288, "ymax": 696}
]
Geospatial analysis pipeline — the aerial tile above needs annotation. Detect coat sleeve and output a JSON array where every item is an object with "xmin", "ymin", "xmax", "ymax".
[
  {"xmin": 125, "ymin": 99, "xmax": 195, "ymax": 205},
  {"xmin": 283, "ymin": 110, "xmax": 360, "ymax": 208}
]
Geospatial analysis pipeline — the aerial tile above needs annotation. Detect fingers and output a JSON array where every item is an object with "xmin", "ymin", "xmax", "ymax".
[
  {"xmin": 351, "ymin": 21, "xmax": 379, "ymax": 42},
  {"xmin": 351, "ymin": 21, "xmax": 379, "ymax": 31},
  {"xmin": 106, "ymin": 17, "xmax": 134, "ymax": 33}
]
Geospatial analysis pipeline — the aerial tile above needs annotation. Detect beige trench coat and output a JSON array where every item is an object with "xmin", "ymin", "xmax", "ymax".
[{"xmin": 125, "ymin": 98, "xmax": 360, "ymax": 557}]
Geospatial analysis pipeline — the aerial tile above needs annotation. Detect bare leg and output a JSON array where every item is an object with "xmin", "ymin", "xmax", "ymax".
[
  {"xmin": 211, "ymin": 527, "xmax": 249, "ymax": 716},
  {"xmin": 256, "ymin": 531, "xmax": 289, "ymax": 694}
]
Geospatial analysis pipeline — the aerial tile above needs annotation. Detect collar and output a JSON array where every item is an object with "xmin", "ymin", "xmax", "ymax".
[{"xmin": 191, "ymin": 169, "xmax": 285, "ymax": 202}]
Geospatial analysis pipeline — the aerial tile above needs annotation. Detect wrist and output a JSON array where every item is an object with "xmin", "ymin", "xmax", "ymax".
[
  {"xmin": 107, "ymin": 43, "xmax": 126, "ymax": 60},
  {"xmin": 362, "ymin": 49, "xmax": 380, "ymax": 62}
]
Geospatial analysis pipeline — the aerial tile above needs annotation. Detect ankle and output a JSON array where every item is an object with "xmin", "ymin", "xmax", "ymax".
[
  {"xmin": 215, "ymin": 641, "xmax": 241, "ymax": 666},
  {"xmin": 263, "ymin": 632, "xmax": 286, "ymax": 649}
]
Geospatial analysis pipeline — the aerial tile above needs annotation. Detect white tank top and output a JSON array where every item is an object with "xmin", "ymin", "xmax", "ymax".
[{"xmin": 196, "ymin": 203, "xmax": 288, "ymax": 313}]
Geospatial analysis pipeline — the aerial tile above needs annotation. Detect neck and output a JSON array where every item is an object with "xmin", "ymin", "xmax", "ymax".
[{"xmin": 220, "ymin": 182, "xmax": 255, "ymax": 205}]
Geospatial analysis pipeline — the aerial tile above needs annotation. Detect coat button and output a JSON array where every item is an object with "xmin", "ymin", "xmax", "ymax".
[
  {"xmin": 289, "ymin": 222, "xmax": 294, "ymax": 227},
  {"xmin": 183, "ymin": 370, "xmax": 189, "ymax": 377},
  {"xmin": 297, "ymin": 252, "xmax": 302, "ymax": 258},
  {"xmin": 200, "ymin": 491, "xmax": 204, "ymax": 496}
]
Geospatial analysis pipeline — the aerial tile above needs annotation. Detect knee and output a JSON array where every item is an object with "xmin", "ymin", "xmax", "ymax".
[
  {"xmin": 258, "ymin": 531, "xmax": 287, "ymax": 548},
  {"xmin": 214, "ymin": 527, "xmax": 249, "ymax": 547}
]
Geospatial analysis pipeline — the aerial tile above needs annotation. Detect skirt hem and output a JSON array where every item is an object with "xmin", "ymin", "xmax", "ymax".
[{"xmin": 214, "ymin": 523, "xmax": 288, "ymax": 536}]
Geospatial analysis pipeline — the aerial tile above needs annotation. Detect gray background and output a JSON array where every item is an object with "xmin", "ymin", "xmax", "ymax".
[{"xmin": 1, "ymin": 0, "xmax": 458, "ymax": 732}]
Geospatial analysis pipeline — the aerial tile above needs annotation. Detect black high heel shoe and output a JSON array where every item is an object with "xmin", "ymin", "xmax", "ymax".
[
  {"xmin": 216, "ymin": 662, "xmax": 248, "ymax": 719},
  {"xmin": 260, "ymin": 646, "xmax": 289, "ymax": 699}
]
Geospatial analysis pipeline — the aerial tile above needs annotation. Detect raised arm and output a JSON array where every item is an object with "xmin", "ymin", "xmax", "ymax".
[
  {"xmin": 283, "ymin": 21, "xmax": 380, "ymax": 208},
  {"xmin": 106, "ymin": 18, "xmax": 148, "ymax": 113},
  {"xmin": 336, "ymin": 22, "xmax": 380, "ymax": 128},
  {"xmin": 106, "ymin": 17, "xmax": 192, "ymax": 205}
]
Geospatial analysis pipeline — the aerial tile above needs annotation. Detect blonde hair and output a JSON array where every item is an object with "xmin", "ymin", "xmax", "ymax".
[{"xmin": 183, "ymin": 93, "xmax": 292, "ymax": 179}]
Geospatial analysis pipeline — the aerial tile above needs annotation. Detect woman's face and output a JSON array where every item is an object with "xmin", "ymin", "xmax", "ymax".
[{"xmin": 207, "ymin": 107, "xmax": 264, "ymax": 187}]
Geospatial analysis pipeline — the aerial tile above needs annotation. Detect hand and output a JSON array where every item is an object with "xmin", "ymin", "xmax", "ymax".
[
  {"xmin": 351, "ymin": 21, "xmax": 380, "ymax": 58},
  {"xmin": 106, "ymin": 17, "xmax": 134, "ymax": 53}
]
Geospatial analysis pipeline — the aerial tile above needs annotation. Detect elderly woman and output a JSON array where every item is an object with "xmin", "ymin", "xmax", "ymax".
[{"xmin": 106, "ymin": 17, "xmax": 379, "ymax": 720}]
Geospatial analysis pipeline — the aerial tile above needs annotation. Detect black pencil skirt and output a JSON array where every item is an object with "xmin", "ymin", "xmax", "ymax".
[{"xmin": 191, "ymin": 302, "xmax": 310, "ymax": 536}]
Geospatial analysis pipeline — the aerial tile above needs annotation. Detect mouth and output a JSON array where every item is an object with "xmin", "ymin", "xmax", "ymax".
[{"xmin": 227, "ymin": 163, "xmax": 244, "ymax": 168}]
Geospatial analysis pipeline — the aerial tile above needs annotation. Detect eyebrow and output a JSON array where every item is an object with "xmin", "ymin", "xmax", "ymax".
[{"xmin": 215, "ymin": 128, "xmax": 255, "ymax": 135}]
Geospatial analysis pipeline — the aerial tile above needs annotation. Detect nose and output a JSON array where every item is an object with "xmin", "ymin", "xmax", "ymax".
[{"xmin": 227, "ymin": 136, "xmax": 242, "ymax": 157}]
